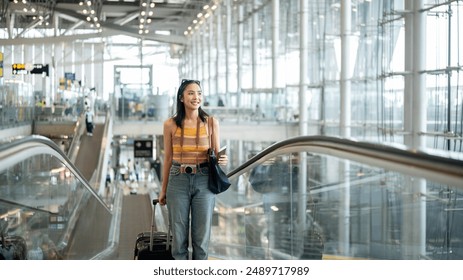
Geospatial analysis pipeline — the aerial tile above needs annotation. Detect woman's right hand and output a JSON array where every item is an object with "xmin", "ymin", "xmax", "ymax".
[{"xmin": 159, "ymin": 190, "xmax": 167, "ymax": 205}]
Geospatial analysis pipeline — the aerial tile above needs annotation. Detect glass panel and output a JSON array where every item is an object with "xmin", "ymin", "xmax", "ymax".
[
  {"xmin": 0, "ymin": 149, "xmax": 110, "ymax": 260},
  {"xmin": 209, "ymin": 150, "xmax": 463, "ymax": 260}
]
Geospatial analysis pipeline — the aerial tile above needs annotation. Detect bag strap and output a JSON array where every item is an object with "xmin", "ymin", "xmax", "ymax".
[{"xmin": 208, "ymin": 116, "xmax": 215, "ymax": 151}]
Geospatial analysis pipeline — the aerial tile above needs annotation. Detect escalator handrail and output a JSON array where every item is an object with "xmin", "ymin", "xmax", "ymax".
[
  {"xmin": 67, "ymin": 113, "xmax": 86, "ymax": 163},
  {"xmin": 0, "ymin": 134, "xmax": 111, "ymax": 213},
  {"xmin": 92, "ymin": 109, "xmax": 111, "ymax": 187},
  {"xmin": 227, "ymin": 135, "xmax": 463, "ymax": 187},
  {"xmin": 0, "ymin": 197, "xmax": 57, "ymax": 215}
]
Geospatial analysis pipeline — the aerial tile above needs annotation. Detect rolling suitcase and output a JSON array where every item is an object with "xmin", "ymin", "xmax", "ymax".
[{"xmin": 134, "ymin": 198, "xmax": 174, "ymax": 260}]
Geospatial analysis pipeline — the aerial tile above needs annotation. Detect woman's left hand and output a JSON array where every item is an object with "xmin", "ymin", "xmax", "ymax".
[{"xmin": 218, "ymin": 154, "xmax": 228, "ymax": 166}]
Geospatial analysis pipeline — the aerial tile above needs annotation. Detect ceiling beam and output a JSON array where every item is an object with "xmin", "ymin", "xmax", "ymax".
[
  {"xmin": 52, "ymin": 6, "xmax": 187, "ymax": 45},
  {"xmin": 112, "ymin": 11, "xmax": 139, "ymax": 26},
  {"xmin": 0, "ymin": 28, "xmax": 185, "ymax": 46},
  {"xmin": 1, "ymin": 1, "xmax": 193, "ymax": 45}
]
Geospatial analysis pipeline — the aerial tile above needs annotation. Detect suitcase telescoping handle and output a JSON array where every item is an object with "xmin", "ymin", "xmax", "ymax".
[{"xmin": 150, "ymin": 199, "xmax": 171, "ymax": 252}]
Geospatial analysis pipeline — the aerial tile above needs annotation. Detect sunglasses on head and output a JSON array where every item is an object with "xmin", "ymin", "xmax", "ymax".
[{"xmin": 181, "ymin": 79, "xmax": 200, "ymax": 86}]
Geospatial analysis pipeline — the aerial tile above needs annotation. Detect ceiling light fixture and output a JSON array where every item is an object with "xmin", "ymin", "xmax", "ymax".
[
  {"xmin": 138, "ymin": 0, "xmax": 156, "ymax": 35},
  {"xmin": 185, "ymin": 1, "xmax": 220, "ymax": 37},
  {"xmin": 79, "ymin": 0, "xmax": 102, "ymax": 32}
]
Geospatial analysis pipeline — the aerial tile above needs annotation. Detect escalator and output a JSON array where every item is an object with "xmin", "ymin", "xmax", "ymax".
[
  {"xmin": 0, "ymin": 111, "xmax": 161, "ymax": 260},
  {"xmin": 74, "ymin": 122, "xmax": 105, "ymax": 182},
  {"xmin": 34, "ymin": 111, "xmax": 106, "ymax": 183},
  {"xmin": 0, "ymin": 135, "xmax": 112, "ymax": 259},
  {"xmin": 0, "ymin": 134, "xmax": 462, "ymax": 260},
  {"xmin": 209, "ymin": 136, "xmax": 463, "ymax": 260}
]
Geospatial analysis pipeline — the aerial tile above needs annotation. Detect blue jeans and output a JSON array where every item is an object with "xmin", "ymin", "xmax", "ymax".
[{"xmin": 166, "ymin": 163, "xmax": 215, "ymax": 260}]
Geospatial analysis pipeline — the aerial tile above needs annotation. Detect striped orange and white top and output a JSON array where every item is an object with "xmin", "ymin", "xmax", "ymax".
[{"xmin": 172, "ymin": 121, "xmax": 209, "ymax": 164}]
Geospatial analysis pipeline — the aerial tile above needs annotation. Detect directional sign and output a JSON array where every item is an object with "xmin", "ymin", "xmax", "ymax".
[
  {"xmin": 134, "ymin": 139, "xmax": 153, "ymax": 158},
  {"xmin": 64, "ymin": 72, "xmax": 75, "ymax": 80},
  {"xmin": 30, "ymin": 64, "xmax": 49, "ymax": 76},
  {"xmin": 12, "ymin": 63, "xmax": 27, "ymax": 75}
]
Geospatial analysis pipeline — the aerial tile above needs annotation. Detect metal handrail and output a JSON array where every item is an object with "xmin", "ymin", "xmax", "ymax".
[
  {"xmin": 227, "ymin": 136, "xmax": 463, "ymax": 188},
  {"xmin": 0, "ymin": 134, "xmax": 111, "ymax": 212}
]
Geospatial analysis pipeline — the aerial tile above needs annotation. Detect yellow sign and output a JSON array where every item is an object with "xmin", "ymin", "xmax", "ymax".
[
  {"xmin": 12, "ymin": 63, "xmax": 27, "ymax": 75},
  {"xmin": 0, "ymin": 52, "xmax": 3, "ymax": 77},
  {"xmin": 59, "ymin": 77, "xmax": 66, "ymax": 90}
]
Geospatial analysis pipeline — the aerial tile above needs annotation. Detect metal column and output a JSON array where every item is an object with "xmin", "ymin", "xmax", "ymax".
[{"xmin": 339, "ymin": 0, "xmax": 352, "ymax": 257}]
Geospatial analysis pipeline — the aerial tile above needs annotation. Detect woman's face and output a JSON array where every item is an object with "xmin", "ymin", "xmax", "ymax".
[{"xmin": 180, "ymin": 82, "xmax": 202, "ymax": 110}]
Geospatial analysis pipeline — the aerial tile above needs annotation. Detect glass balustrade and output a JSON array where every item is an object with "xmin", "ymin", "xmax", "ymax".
[
  {"xmin": 0, "ymin": 138, "xmax": 111, "ymax": 260},
  {"xmin": 209, "ymin": 139, "xmax": 463, "ymax": 260}
]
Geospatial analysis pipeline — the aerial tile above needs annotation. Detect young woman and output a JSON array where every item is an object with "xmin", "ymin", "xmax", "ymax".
[{"xmin": 159, "ymin": 79, "xmax": 228, "ymax": 260}]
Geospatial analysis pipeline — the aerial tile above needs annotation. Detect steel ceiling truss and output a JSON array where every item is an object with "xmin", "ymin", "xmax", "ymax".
[{"xmin": 0, "ymin": 0, "xmax": 212, "ymax": 45}]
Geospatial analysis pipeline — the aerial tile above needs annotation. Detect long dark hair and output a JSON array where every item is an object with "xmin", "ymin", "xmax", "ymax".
[{"xmin": 173, "ymin": 79, "xmax": 209, "ymax": 128}]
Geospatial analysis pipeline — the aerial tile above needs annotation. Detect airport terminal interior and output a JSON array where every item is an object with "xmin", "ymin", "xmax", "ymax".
[{"xmin": 0, "ymin": 0, "xmax": 463, "ymax": 260}]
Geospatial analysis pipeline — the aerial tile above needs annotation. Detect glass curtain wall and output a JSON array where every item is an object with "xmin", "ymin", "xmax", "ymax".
[{"xmin": 179, "ymin": 0, "xmax": 463, "ymax": 153}]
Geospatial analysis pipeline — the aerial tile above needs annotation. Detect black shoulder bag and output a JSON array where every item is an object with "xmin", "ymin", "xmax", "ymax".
[{"xmin": 207, "ymin": 117, "xmax": 231, "ymax": 194}]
